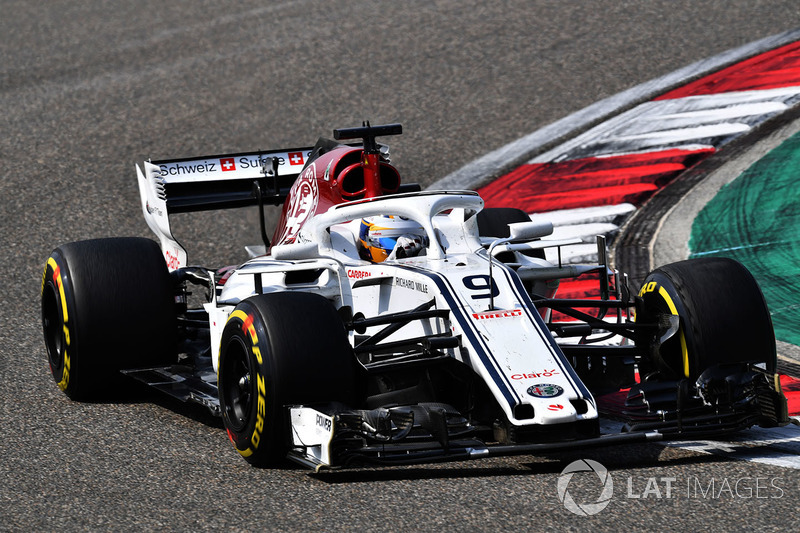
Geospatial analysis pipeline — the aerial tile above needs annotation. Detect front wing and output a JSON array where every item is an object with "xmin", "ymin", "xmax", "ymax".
[{"xmin": 287, "ymin": 364, "xmax": 789, "ymax": 471}]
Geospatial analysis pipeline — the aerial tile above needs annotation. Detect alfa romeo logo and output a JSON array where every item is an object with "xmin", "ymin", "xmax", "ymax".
[
  {"xmin": 557, "ymin": 459, "xmax": 614, "ymax": 516},
  {"xmin": 526, "ymin": 383, "xmax": 563, "ymax": 398},
  {"xmin": 275, "ymin": 163, "xmax": 318, "ymax": 244}
]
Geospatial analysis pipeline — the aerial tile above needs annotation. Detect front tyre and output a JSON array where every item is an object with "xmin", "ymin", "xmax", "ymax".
[
  {"xmin": 41, "ymin": 238, "xmax": 177, "ymax": 400},
  {"xmin": 218, "ymin": 292, "xmax": 357, "ymax": 466},
  {"xmin": 636, "ymin": 257, "xmax": 776, "ymax": 380}
]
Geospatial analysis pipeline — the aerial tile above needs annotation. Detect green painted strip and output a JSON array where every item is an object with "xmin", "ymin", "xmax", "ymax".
[{"xmin": 690, "ymin": 131, "xmax": 800, "ymax": 346}]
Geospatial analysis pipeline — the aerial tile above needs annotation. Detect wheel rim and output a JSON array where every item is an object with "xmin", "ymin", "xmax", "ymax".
[
  {"xmin": 221, "ymin": 336, "xmax": 253, "ymax": 433},
  {"xmin": 42, "ymin": 284, "xmax": 65, "ymax": 373}
]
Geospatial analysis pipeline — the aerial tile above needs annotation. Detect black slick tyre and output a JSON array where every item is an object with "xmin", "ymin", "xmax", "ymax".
[
  {"xmin": 218, "ymin": 292, "xmax": 357, "ymax": 466},
  {"xmin": 636, "ymin": 257, "xmax": 776, "ymax": 380},
  {"xmin": 41, "ymin": 238, "xmax": 177, "ymax": 400}
]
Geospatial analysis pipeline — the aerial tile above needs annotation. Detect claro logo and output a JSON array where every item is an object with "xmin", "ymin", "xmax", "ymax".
[
  {"xmin": 512, "ymin": 369, "xmax": 560, "ymax": 380},
  {"xmin": 165, "ymin": 249, "xmax": 181, "ymax": 270}
]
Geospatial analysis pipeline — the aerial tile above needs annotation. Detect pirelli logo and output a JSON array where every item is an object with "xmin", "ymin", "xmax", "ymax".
[{"xmin": 472, "ymin": 309, "xmax": 523, "ymax": 320}]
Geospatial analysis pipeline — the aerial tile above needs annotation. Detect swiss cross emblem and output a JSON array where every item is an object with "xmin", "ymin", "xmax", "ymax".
[
  {"xmin": 220, "ymin": 158, "xmax": 236, "ymax": 171},
  {"xmin": 288, "ymin": 152, "xmax": 304, "ymax": 166}
]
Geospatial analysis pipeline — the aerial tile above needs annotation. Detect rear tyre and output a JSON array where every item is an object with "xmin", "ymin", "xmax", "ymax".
[
  {"xmin": 218, "ymin": 292, "xmax": 357, "ymax": 466},
  {"xmin": 477, "ymin": 207, "xmax": 531, "ymax": 238},
  {"xmin": 636, "ymin": 257, "xmax": 776, "ymax": 380},
  {"xmin": 41, "ymin": 238, "xmax": 177, "ymax": 400}
]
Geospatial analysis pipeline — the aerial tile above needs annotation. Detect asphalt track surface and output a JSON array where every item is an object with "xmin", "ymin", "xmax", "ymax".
[{"xmin": 2, "ymin": 1, "xmax": 800, "ymax": 530}]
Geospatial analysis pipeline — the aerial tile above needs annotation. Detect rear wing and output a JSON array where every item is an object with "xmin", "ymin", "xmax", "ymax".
[{"xmin": 136, "ymin": 148, "xmax": 312, "ymax": 269}]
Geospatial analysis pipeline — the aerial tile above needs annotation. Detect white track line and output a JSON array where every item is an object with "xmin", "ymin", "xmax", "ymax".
[
  {"xmin": 600, "ymin": 419, "xmax": 800, "ymax": 470},
  {"xmin": 429, "ymin": 28, "xmax": 800, "ymax": 191}
]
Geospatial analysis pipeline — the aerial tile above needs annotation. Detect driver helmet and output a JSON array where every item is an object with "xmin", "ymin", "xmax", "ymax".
[{"xmin": 358, "ymin": 215, "xmax": 427, "ymax": 262}]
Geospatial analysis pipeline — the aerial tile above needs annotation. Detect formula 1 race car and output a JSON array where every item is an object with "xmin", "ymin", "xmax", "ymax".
[{"xmin": 41, "ymin": 123, "xmax": 790, "ymax": 470}]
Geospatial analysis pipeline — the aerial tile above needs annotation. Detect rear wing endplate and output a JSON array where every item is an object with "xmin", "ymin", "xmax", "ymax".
[{"xmin": 136, "ymin": 148, "xmax": 312, "ymax": 269}]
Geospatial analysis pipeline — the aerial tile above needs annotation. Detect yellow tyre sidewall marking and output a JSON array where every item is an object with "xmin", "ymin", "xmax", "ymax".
[
  {"xmin": 47, "ymin": 258, "xmax": 69, "ymax": 323},
  {"xmin": 639, "ymin": 280, "xmax": 690, "ymax": 378},
  {"xmin": 657, "ymin": 286, "xmax": 690, "ymax": 378},
  {"xmin": 46, "ymin": 257, "xmax": 71, "ymax": 391},
  {"xmin": 223, "ymin": 309, "xmax": 267, "ymax": 458}
]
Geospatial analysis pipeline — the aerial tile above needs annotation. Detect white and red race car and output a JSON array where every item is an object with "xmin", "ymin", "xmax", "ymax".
[{"xmin": 41, "ymin": 123, "xmax": 789, "ymax": 470}]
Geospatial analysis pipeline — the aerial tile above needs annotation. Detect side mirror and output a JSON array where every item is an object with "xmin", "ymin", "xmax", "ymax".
[{"xmin": 508, "ymin": 221, "xmax": 553, "ymax": 241}]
